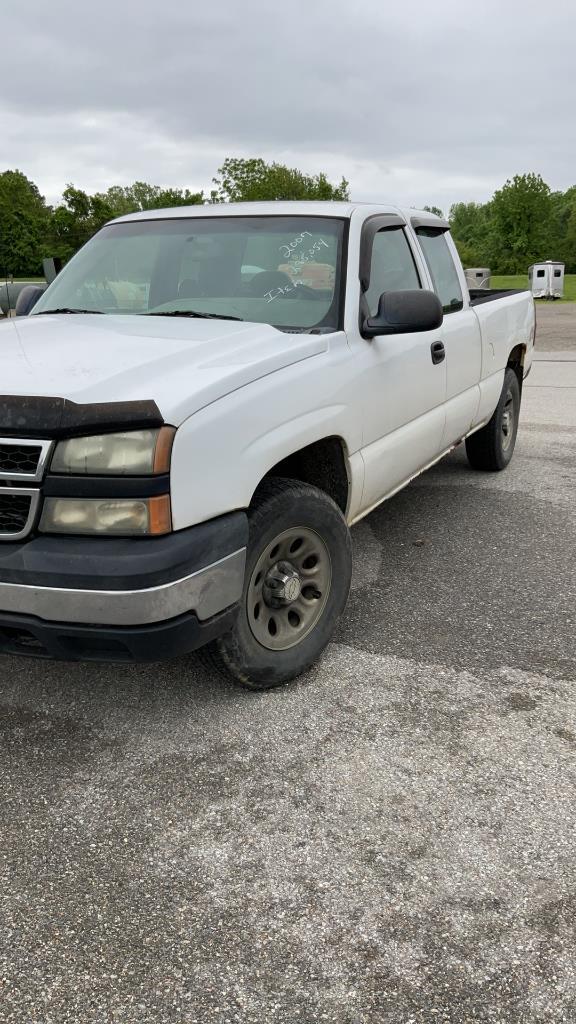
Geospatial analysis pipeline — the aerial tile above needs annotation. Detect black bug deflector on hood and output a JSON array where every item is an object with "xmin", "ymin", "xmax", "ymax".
[{"xmin": 0, "ymin": 396, "xmax": 164, "ymax": 438}]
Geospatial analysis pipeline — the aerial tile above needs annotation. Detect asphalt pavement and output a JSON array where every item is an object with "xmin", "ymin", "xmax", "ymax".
[{"xmin": 1, "ymin": 310, "xmax": 575, "ymax": 1023}]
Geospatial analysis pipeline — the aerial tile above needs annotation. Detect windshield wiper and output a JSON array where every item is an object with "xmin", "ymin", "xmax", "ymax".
[
  {"xmin": 36, "ymin": 308, "xmax": 105, "ymax": 315},
  {"xmin": 144, "ymin": 310, "xmax": 243, "ymax": 321}
]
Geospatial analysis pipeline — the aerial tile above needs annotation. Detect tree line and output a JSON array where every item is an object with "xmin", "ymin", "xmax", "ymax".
[
  {"xmin": 0, "ymin": 158, "xmax": 349, "ymax": 277},
  {"xmin": 450, "ymin": 173, "xmax": 576, "ymax": 274},
  {"xmin": 0, "ymin": 161, "xmax": 574, "ymax": 278}
]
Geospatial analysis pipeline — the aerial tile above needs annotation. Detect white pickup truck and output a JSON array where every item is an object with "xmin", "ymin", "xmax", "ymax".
[{"xmin": 0, "ymin": 202, "xmax": 534, "ymax": 687}]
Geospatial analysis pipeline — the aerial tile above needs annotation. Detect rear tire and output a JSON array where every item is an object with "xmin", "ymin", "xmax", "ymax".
[
  {"xmin": 204, "ymin": 477, "xmax": 352, "ymax": 690},
  {"xmin": 465, "ymin": 367, "xmax": 520, "ymax": 471}
]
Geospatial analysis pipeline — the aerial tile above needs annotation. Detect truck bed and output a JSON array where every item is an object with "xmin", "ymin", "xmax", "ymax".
[
  {"xmin": 468, "ymin": 287, "xmax": 530, "ymax": 307},
  {"xmin": 470, "ymin": 287, "xmax": 534, "ymax": 383}
]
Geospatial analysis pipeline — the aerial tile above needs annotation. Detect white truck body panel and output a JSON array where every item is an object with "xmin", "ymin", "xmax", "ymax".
[{"xmin": 1, "ymin": 314, "xmax": 328, "ymax": 424}]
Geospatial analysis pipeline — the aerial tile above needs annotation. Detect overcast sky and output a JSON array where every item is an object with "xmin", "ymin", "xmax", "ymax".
[{"xmin": 1, "ymin": 0, "xmax": 574, "ymax": 213}]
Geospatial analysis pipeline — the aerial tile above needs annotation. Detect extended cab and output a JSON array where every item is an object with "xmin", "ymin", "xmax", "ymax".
[{"xmin": 0, "ymin": 203, "xmax": 535, "ymax": 687}]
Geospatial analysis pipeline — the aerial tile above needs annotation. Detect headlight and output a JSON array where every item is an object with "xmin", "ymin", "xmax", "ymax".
[
  {"xmin": 50, "ymin": 427, "xmax": 175, "ymax": 476},
  {"xmin": 39, "ymin": 495, "xmax": 172, "ymax": 536}
]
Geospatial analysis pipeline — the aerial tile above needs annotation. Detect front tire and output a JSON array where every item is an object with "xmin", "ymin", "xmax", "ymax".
[
  {"xmin": 206, "ymin": 477, "xmax": 352, "ymax": 689},
  {"xmin": 465, "ymin": 367, "xmax": 521, "ymax": 471}
]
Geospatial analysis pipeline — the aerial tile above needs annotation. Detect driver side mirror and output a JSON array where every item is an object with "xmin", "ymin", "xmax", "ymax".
[
  {"xmin": 14, "ymin": 284, "xmax": 46, "ymax": 317},
  {"xmin": 363, "ymin": 289, "xmax": 443, "ymax": 338}
]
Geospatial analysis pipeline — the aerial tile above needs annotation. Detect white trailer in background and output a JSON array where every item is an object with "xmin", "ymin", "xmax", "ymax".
[
  {"xmin": 464, "ymin": 267, "xmax": 491, "ymax": 290},
  {"xmin": 529, "ymin": 261, "xmax": 564, "ymax": 299}
]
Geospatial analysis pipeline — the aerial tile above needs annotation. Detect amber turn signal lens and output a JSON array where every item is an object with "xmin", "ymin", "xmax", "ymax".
[
  {"xmin": 39, "ymin": 495, "xmax": 172, "ymax": 536},
  {"xmin": 153, "ymin": 426, "xmax": 176, "ymax": 474},
  {"xmin": 148, "ymin": 494, "xmax": 172, "ymax": 535}
]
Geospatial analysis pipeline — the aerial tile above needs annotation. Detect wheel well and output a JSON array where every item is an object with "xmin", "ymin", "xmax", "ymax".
[
  {"xmin": 258, "ymin": 437, "xmax": 350, "ymax": 514},
  {"xmin": 507, "ymin": 344, "xmax": 526, "ymax": 389}
]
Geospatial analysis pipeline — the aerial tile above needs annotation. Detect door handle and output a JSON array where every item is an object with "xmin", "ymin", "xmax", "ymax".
[{"xmin": 430, "ymin": 340, "xmax": 445, "ymax": 365}]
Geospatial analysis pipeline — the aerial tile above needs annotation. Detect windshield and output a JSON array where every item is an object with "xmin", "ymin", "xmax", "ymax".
[{"xmin": 33, "ymin": 215, "xmax": 346, "ymax": 331}]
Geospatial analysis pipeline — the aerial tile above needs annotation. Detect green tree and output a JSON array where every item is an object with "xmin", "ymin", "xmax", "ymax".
[
  {"xmin": 49, "ymin": 181, "xmax": 204, "ymax": 263},
  {"xmin": 98, "ymin": 181, "xmax": 203, "ymax": 216},
  {"xmin": 423, "ymin": 204, "xmax": 444, "ymax": 218},
  {"xmin": 452, "ymin": 238, "xmax": 481, "ymax": 268},
  {"xmin": 211, "ymin": 157, "xmax": 349, "ymax": 203},
  {"xmin": 548, "ymin": 186, "xmax": 576, "ymax": 271},
  {"xmin": 48, "ymin": 185, "xmax": 116, "ymax": 263},
  {"xmin": 0, "ymin": 169, "xmax": 50, "ymax": 276},
  {"xmin": 449, "ymin": 201, "xmax": 492, "ymax": 267},
  {"xmin": 563, "ymin": 200, "xmax": 576, "ymax": 274},
  {"xmin": 487, "ymin": 173, "xmax": 553, "ymax": 273}
]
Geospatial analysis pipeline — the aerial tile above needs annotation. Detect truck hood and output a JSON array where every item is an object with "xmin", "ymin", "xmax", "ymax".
[{"xmin": 0, "ymin": 314, "xmax": 327, "ymax": 425}]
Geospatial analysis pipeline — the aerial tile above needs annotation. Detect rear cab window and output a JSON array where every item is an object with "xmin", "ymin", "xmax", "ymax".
[{"xmin": 416, "ymin": 228, "xmax": 464, "ymax": 314}]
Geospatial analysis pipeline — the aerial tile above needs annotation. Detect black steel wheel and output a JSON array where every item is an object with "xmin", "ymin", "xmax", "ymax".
[{"xmin": 465, "ymin": 367, "xmax": 521, "ymax": 471}]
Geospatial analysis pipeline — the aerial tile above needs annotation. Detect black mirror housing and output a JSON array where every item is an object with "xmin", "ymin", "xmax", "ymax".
[
  {"xmin": 43, "ymin": 257, "xmax": 63, "ymax": 284},
  {"xmin": 363, "ymin": 289, "xmax": 443, "ymax": 338},
  {"xmin": 14, "ymin": 285, "xmax": 46, "ymax": 317}
]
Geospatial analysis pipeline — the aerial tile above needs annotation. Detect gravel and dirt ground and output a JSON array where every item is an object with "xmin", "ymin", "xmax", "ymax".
[
  {"xmin": 536, "ymin": 302, "xmax": 576, "ymax": 350},
  {"xmin": 0, "ymin": 307, "xmax": 575, "ymax": 1023}
]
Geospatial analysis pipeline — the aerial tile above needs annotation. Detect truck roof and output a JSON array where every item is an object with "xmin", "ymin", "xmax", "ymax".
[{"xmin": 109, "ymin": 201, "xmax": 443, "ymax": 225}]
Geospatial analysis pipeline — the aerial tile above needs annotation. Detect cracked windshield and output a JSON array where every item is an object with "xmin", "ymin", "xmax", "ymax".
[{"xmin": 33, "ymin": 216, "xmax": 344, "ymax": 330}]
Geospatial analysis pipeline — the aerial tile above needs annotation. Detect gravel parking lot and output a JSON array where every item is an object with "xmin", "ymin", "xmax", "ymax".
[{"xmin": 1, "ymin": 308, "xmax": 575, "ymax": 1023}]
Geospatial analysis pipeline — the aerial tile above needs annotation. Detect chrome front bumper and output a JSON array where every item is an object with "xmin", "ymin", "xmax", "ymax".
[{"xmin": 0, "ymin": 548, "xmax": 246, "ymax": 626}]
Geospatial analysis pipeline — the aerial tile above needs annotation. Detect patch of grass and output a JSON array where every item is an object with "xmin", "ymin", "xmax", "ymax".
[{"xmin": 491, "ymin": 274, "xmax": 576, "ymax": 302}]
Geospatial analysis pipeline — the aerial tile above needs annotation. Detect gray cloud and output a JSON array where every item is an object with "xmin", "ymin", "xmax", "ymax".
[{"xmin": 1, "ymin": 0, "xmax": 575, "ymax": 213}]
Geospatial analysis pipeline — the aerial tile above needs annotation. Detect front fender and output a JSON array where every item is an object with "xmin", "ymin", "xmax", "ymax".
[{"xmin": 169, "ymin": 343, "xmax": 360, "ymax": 529}]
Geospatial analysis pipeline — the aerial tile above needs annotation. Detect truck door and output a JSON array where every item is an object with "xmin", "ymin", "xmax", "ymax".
[
  {"xmin": 412, "ymin": 221, "xmax": 482, "ymax": 446},
  {"xmin": 348, "ymin": 218, "xmax": 447, "ymax": 515}
]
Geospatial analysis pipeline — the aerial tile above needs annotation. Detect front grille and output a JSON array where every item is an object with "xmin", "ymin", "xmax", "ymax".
[
  {"xmin": 0, "ymin": 437, "xmax": 52, "ymax": 481},
  {"xmin": 0, "ymin": 492, "xmax": 33, "ymax": 537},
  {"xmin": 0, "ymin": 437, "xmax": 50, "ymax": 540},
  {"xmin": 0, "ymin": 443, "xmax": 42, "ymax": 476}
]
